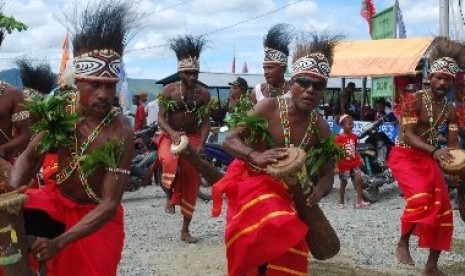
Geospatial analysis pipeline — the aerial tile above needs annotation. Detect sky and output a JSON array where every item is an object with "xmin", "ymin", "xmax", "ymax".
[{"xmin": 0, "ymin": 0, "xmax": 455, "ymax": 80}]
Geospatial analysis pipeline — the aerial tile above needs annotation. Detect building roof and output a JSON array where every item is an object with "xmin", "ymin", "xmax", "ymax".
[
  {"xmin": 156, "ymin": 72, "xmax": 265, "ymax": 89},
  {"xmin": 331, "ymin": 36, "xmax": 434, "ymax": 77},
  {"xmin": 156, "ymin": 72, "xmax": 370, "ymax": 90}
]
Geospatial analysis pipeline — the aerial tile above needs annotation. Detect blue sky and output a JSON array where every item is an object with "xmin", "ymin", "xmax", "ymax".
[{"xmin": 0, "ymin": 0, "xmax": 450, "ymax": 80}]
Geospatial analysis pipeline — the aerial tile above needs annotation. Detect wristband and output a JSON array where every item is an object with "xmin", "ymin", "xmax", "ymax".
[{"xmin": 430, "ymin": 147, "xmax": 440, "ymax": 156}]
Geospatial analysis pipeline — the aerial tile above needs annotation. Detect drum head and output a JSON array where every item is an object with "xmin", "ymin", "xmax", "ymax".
[
  {"xmin": 171, "ymin": 135, "xmax": 189, "ymax": 155},
  {"xmin": 441, "ymin": 149, "xmax": 465, "ymax": 174},
  {"xmin": 267, "ymin": 147, "xmax": 306, "ymax": 180},
  {"xmin": 0, "ymin": 191, "xmax": 28, "ymax": 215}
]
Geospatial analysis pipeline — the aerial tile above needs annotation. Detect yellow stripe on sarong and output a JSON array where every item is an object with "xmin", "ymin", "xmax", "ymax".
[
  {"xmin": 226, "ymin": 211, "xmax": 295, "ymax": 248},
  {"xmin": 181, "ymin": 199, "xmax": 195, "ymax": 210},
  {"xmin": 288, "ymin": 247, "xmax": 308, "ymax": 257},
  {"xmin": 406, "ymin": 193, "xmax": 431, "ymax": 202},
  {"xmin": 231, "ymin": 193, "xmax": 281, "ymax": 221},
  {"xmin": 267, "ymin": 264, "xmax": 307, "ymax": 276},
  {"xmin": 437, "ymin": 209, "xmax": 452, "ymax": 218},
  {"xmin": 180, "ymin": 206, "xmax": 193, "ymax": 216}
]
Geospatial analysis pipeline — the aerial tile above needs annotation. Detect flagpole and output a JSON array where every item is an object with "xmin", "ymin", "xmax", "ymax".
[{"xmin": 440, "ymin": 0, "xmax": 450, "ymax": 38}]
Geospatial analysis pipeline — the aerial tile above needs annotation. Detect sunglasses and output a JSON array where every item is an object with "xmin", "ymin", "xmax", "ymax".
[{"xmin": 293, "ymin": 77, "xmax": 326, "ymax": 91}]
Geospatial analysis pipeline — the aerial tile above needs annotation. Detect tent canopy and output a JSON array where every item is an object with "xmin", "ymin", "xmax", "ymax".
[{"xmin": 331, "ymin": 37, "xmax": 434, "ymax": 78}]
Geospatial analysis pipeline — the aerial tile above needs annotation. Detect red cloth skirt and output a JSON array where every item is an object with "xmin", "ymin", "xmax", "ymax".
[
  {"xmin": 157, "ymin": 132, "xmax": 201, "ymax": 218},
  {"xmin": 0, "ymin": 184, "xmax": 124, "ymax": 276},
  {"xmin": 213, "ymin": 160, "xmax": 309, "ymax": 276},
  {"xmin": 388, "ymin": 146, "xmax": 453, "ymax": 251}
]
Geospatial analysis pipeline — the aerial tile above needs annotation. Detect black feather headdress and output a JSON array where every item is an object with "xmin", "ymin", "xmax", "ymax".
[
  {"xmin": 428, "ymin": 37, "xmax": 465, "ymax": 78},
  {"xmin": 68, "ymin": 0, "xmax": 139, "ymax": 82},
  {"xmin": 263, "ymin": 23, "xmax": 294, "ymax": 66},
  {"xmin": 169, "ymin": 35, "xmax": 207, "ymax": 72},
  {"xmin": 292, "ymin": 31, "xmax": 343, "ymax": 79},
  {"xmin": 15, "ymin": 58, "xmax": 56, "ymax": 96}
]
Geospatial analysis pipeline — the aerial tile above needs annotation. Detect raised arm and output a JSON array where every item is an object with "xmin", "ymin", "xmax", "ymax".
[{"xmin": 9, "ymin": 131, "xmax": 46, "ymax": 189}]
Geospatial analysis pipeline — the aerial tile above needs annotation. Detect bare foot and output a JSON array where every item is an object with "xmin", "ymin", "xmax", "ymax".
[
  {"xmin": 395, "ymin": 243, "xmax": 415, "ymax": 266},
  {"xmin": 181, "ymin": 232, "xmax": 199, "ymax": 243},
  {"xmin": 164, "ymin": 200, "xmax": 175, "ymax": 214},
  {"xmin": 421, "ymin": 266, "xmax": 447, "ymax": 276}
]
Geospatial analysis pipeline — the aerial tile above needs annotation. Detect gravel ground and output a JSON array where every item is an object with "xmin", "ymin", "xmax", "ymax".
[{"xmin": 118, "ymin": 178, "xmax": 465, "ymax": 276}]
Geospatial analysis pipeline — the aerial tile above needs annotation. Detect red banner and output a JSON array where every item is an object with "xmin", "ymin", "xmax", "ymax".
[{"xmin": 360, "ymin": 0, "xmax": 376, "ymax": 36}]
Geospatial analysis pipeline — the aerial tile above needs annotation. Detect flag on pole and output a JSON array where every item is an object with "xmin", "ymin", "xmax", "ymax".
[
  {"xmin": 118, "ymin": 59, "xmax": 131, "ymax": 111},
  {"xmin": 396, "ymin": 0, "xmax": 407, "ymax": 38},
  {"xmin": 360, "ymin": 0, "xmax": 376, "ymax": 36},
  {"xmin": 57, "ymin": 32, "xmax": 70, "ymax": 85},
  {"xmin": 242, "ymin": 61, "xmax": 248, "ymax": 73},
  {"xmin": 232, "ymin": 54, "xmax": 236, "ymax": 73}
]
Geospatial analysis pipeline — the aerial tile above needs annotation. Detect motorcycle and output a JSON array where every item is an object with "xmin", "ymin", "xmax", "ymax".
[
  {"xmin": 127, "ymin": 123, "xmax": 160, "ymax": 192},
  {"xmin": 356, "ymin": 117, "xmax": 396, "ymax": 202},
  {"xmin": 194, "ymin": 127, "xmax": 233, "ymax": 200}
]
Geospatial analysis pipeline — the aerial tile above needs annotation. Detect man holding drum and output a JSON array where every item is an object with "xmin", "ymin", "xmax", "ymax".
[
  {"xmin": 157, "ymin": 35, "xmax": 211, "ymax": 243},
  {"xmin": 0, "ymin": 2, "xmax": 136, "ymax": 275},
  {"xmin": 216, "ymin": 32, "xmax": 338, "ymax": 276},
  {"xmin": 388, "ymin": 38, "xmax": 463, "ymax": 276}
]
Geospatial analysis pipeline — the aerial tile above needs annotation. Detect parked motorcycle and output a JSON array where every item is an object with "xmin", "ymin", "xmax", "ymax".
[
  {"xmin": 356, "ymin": 117, "xmax": 396, "ymax": 202},
  {"xmin": 127, "ymin": 123, "xmax": 160, "ymax": 192}
]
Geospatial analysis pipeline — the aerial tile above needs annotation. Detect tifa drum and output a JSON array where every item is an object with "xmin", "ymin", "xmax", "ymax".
[{"xmin": 170, "ymin": 135, "xmax": 189, "ymax": 155}]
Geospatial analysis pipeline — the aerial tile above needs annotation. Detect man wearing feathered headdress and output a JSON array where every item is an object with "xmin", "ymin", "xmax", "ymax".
[
  {"xmin": 157, "ymin": 34, "xmax": 211, "ymax": 243},
  {"xmin": 0, "ymin": 14, "xmax": 30, "ymax": 165},
  {"xmin": 388, "ymin": 37, "xmax": 465, "ymax": 275},
  {"xmin": 1, "ymin": 1, "xmax": 138, "ymax": 275},
  {"xmin": 15, "ymin": 58, "xmax": 56, "ymax": 99},
  {"xmin": 15, "ymin": 58, "xmax": 58, "ymax": 189},
  {"xmin": 249, "ymin": 23, "xmax": 293, "ymax": 104},
  {"xmin": 214, "ymin": 32, "xmax": 340, "ymax": 275}
]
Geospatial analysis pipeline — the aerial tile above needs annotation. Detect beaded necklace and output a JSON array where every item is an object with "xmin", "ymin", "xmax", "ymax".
[
  {"xmin": 56, "ymin": 93, "xmax": 120, "ymax": 202},
  {"xmin": 179, "ymin": 81, "xmax": 198, "ymax": 113},
  {"xmin": 277, "ymin": 97, "xmax": 317, "ymax": 149},
  {"xmin": 266, "ymin": 81, "xmax": 286, "ymax": 98},
  {"xmin": 420, "ymin": 90, "xmax": 450, "ymax": 146}
]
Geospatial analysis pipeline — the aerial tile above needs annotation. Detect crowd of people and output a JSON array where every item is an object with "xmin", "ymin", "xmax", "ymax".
[{"xmin": 0, "ymin": 2, "xmax": 464, "ymax": 276}]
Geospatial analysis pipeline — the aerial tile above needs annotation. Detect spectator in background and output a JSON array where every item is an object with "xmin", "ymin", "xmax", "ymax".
[
  {"xmin": 375, "ymin": 98, "xmax": 398, "ymax": 123},
  {"xmin": 340, "ymin": 82, "xmax": 359, "ymax": 119},
  {"xmin": 228, "ymin": 77, "xmax": 248, "ymax": 110},
  {"xmin": 132, "ymin": 94, "xmax": 146, "ymax": 131},
  {"xmin": 146, "ymin": 95, "xmax": 159, "ymax": 126},
  {"xmin": 140, "ymin": 91, "xmax": 149, "ymax": 110}
]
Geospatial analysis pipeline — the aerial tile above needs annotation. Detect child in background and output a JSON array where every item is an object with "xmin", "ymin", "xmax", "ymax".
[{"xmin": 336, "ymin": 114, "xmax": 370, "ymax": 209}]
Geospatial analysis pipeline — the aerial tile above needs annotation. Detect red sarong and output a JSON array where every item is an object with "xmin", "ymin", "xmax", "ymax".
[
  {"xmin": 157, "ymin": 132, "xmax": 201, "ymax": 218},
  {"xmin": 213, "ymin": 160, "xmax": 309, "ymax": 276},
  {"xmin": 0, "ymin": 184, "xmax": 124, "ymax": 276},
  {"xmin": 388, "ymin": 146, "xmax": 453, "ymax": 251}
]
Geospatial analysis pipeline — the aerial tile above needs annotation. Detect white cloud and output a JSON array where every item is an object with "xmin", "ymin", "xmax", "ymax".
[
  {"xmin": 285, "ymin": 0, "xmax": 319, "ymax": 20},
  {"xmin": 190, "ymin": 0, "xmax": 275, "ymax": 15}
]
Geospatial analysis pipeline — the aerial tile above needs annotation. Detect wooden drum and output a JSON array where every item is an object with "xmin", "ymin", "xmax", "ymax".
[
  {"xmin": 0, "ymin": 192, "xmax": 31, "ymax": 275},
  {"xmin": 170, "ymin": 135, "xmax": 189, "ymax": 155},
  {"xmin": 441, "ymin": 149, "xmax": 465, "ymax": 185},
  {"xmin": 266, "ymin": 147, "xmax": 306, "ymax": 186},
  {"xmin": 0, "ymin": 157, "xmax": 32, "ymax": 275},
  {"xmin": 267, "ymin": 147, "xmax": 340, "ymax": 260},
  {"xmin": 439, "ymin": 149, "xmax": 465, "ymax": 222},
  {"xmin": 0, "ymin": 157, "xmax": 12, "ymax": 185}
]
